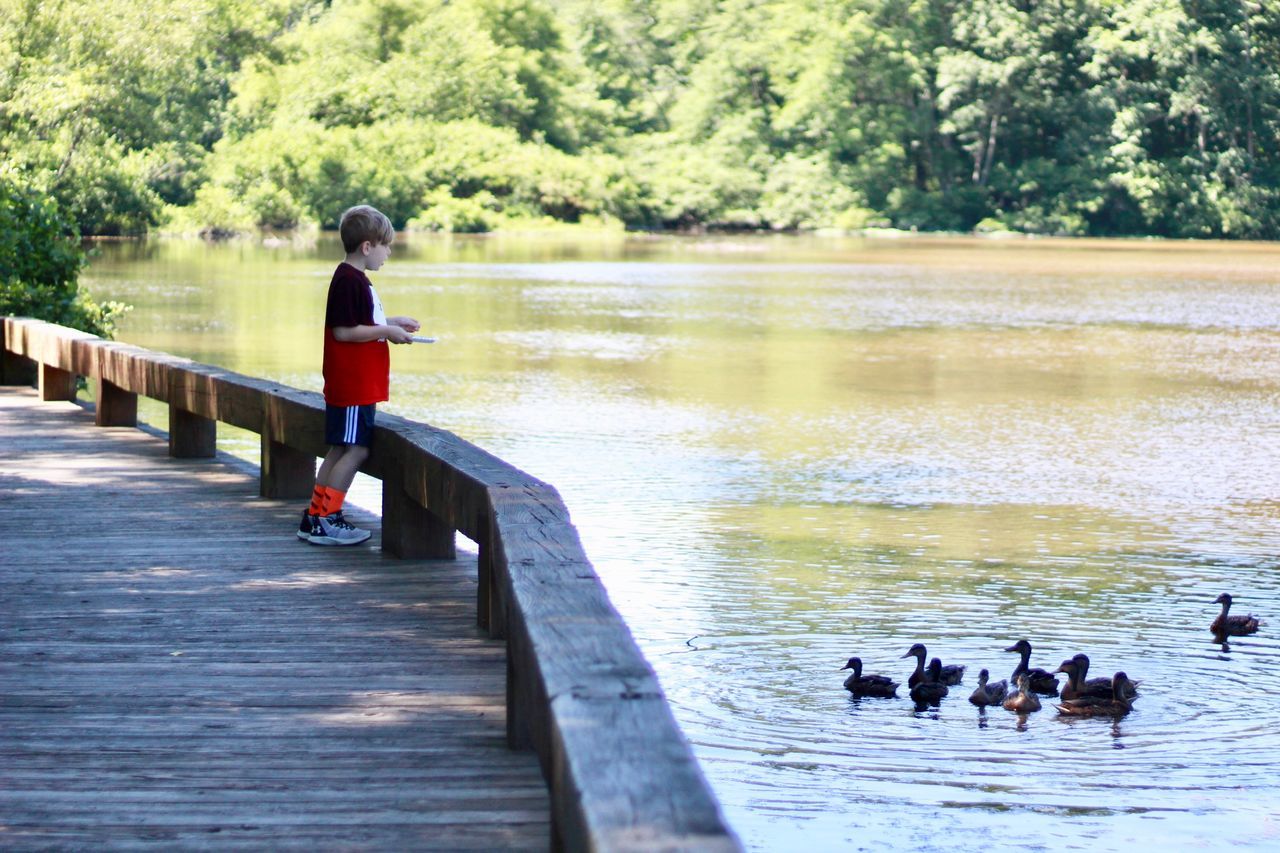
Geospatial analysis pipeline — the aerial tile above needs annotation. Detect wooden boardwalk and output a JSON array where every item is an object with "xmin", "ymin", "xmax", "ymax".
[{"xmin": 0, "ymin": 387, "xmax": 551, "ymax": 849}]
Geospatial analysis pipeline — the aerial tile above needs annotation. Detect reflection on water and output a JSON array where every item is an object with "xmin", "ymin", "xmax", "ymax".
[{"xmin": 83, "ymin": 233, "xmax": 1280, "ymax": 851}]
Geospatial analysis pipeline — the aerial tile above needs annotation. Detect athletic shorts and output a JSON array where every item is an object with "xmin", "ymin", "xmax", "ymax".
[{"xmin": 325, "ymin": 403, "xmax": 376, "ymax": 448}]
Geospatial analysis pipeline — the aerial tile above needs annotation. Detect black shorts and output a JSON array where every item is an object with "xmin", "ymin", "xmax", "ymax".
[{"xmin": 325, "ymin": 403, "xmax": 376, "ymax": 448}]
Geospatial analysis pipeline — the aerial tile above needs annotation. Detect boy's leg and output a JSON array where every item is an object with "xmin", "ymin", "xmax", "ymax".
[
  {"xmin": 297, "ymin": 445, "xmax": 345, "ymax": 540},
  {"xmin": 303, "ymin": 404, "xmax": 375, "ymax": 546}
]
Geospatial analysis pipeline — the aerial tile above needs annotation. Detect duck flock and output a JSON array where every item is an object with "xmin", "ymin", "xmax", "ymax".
[{"xmin": 841, "ymin": 592, "xmax": 1261, "ymax": 715}]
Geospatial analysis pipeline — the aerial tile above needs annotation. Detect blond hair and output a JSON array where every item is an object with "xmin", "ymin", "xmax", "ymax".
[{"xmin": 339, "ymin": 205, "xmax": 394, "ymax": 253}]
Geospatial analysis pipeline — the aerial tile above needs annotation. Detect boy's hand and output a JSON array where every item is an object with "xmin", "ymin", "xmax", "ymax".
[
  {"xmin": 384, "ymin": 325, "xmax": 414, "ymax": 344},
  {"xmin": 389, "ymin": 316, "xmax": 421, "ymax": 333}
]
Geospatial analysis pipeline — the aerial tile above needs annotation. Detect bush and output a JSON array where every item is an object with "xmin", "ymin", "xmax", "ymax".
[
  {"xmin": 0, "ymin": 175, "xmax": 128, "ymax": 337},
  {"xmin": 409, "ymin": 189, "xmax": 501, "ymax": 232}
]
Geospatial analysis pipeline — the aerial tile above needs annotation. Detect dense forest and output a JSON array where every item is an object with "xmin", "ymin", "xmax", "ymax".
[{"xmin": 2, "ymin": 0, "xmax": 1278, "ymax": 238}]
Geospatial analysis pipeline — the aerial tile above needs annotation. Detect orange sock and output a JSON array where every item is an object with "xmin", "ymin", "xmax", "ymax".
[
  {"xmin": 319, "ymin": 486, "xmax": 347, "ymax": 517},
  {"xmin": 307, "ymin": 484, "xmax": 325, "ymax": 516}
]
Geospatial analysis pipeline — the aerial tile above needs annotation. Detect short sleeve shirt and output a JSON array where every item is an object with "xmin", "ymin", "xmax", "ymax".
[{"xmin": 322, "ymin": 263, "xmax": 389, "ymax": 406}]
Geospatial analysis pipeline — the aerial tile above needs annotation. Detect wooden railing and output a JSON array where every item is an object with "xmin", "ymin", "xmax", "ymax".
[{"xmin": 2, "ymin": 316, "xmax": 740, "ymax": 853}]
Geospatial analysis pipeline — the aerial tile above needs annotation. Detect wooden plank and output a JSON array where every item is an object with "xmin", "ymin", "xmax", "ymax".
[
  {"xmin": 2, "ymin": 319, "xmax": 741, "ymax": 852},
  {"xmin": 168, "ymin": 402, "xmax": 216, "ymax": 457},
  {"xmin": 259, "ymin": 433, "xmax": 316, "ymax": 499},
  {"xmin": 94, "ymin": 377, "xmax": 137, "ymax": 427},
  {"xmin": 0, "ymin": 387, "xmax": 550, "ymax": 850},
  {"xmin": 381, "ymin": 468, "xmax": 456, "ymax": 559},
  {"xmin": 39, "ymin": 361, "xmax": 76, "ymax": 401},
  {"xmin": 1, "ymin": 318, "xmax": 36, "ymax": 385}
]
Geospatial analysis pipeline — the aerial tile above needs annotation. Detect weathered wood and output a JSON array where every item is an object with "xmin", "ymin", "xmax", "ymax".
[
  {"xmin": 94, "ymin": 377, "xmax": 137, "ymax": 426},
  {"xmin": 2, "ymin": 317, "xmax": 742, "ymax": 853},
  {"xmin": 168, "ymin": 403, "xmax": 216, "ymax": 457},
  {"xmin": 0, "ymin": 388, "xmax": 550, "ymax": 850},
  {"xmin": 39, "ymin": 361, "xmax": 76, "ymax": 401},
  {"xmin": 1, "ymin": 320, "xmax": 36, "ymax": 385},
  {"xmin": 478, "ymin": 519, "xmax": 502, "ymax": 637},
  {"xmin": 1, "ymin": 348, "xmax": 35, "ymax": 385},
  {"xmin": 259, "ymin": 433, "xmax": 315, "ymax": 499},
  {"xmin": 381, "ymin": 469, "xmax": 456, "ymax": 559}
]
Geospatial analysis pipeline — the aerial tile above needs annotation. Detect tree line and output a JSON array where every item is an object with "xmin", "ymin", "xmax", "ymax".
[{"xmin": 2, "ymin": 0, "xmax": 1277, "ymax": 239}]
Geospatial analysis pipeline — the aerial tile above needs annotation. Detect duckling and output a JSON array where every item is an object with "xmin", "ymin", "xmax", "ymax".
[
  {"xmin": 1001, "ymin": 674, "xmax": 1042, "ymax": 713},
  {"xmin": 1003, "ymin": 639, "xmax": 1059, "ymax": 695},
  {"xmin": 968, "ymin": 668, "xmax": 1008, "ymax": 707},
  {"xmin": 1058, "ymin": 653, "xmax": 1138, "ymax": 701},
  {"xmin": 1055, "ymin": 672, "xmax": 1136, "ymax": 717},
  {"xmin": 902, "ymin": 643, "xmax": 965, "ymax": 688},
  {"xmin": 909, "ymin": 657, "xmax": 950, "ymax": 706},
  {"xmin": 1211, "ymin": 593, "xmax": 1260, "ymax": 638},
  {"xmin": 840, "ymin": 656, "xmax": 899, "ymax": 697}
]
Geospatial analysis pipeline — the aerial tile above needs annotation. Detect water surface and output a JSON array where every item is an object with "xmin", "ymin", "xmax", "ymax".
[{"xmin": 83, "ymin": 233, "xmax": 1280, "ymax": 850}]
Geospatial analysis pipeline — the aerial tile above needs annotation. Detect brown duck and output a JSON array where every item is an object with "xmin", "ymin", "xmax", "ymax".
[
  {"xmin": 903, "ymin": 643, "xmax": 965, "ymax": 688},
  {"xmin": 1056, "ymin": 653, "xmax": 1138, "ymax": 702},
  {"xmin": 841, "ymin": 656, "xmax": 899, "ymax": 698},
  {"xmin": 1004, "ymin": 639, "xmax": 1059, "ymax": 695},
  {"xmin": 968, "ymin": 668, "xmax": 1008, "ymax": 707},
  {"xmin": 1001, "ymin": 673, "xmax": 1042, "ymax": 713},
  {"xmin": 910, "ymin": 657, "xmax": 950, "ymax": 706},
  {"xmin": 1056, "ymin": 672, "xmax": 1136, "ymax": 717},
  {"xmin": 1211, "ymin": 593, "xmax": 1260, "ymax": 638}
]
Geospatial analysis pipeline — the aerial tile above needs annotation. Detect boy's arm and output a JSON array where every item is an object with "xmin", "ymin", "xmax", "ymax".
[
  {"xmin": 387, "ymin": 315, "xmax": 421, "ymax": 332},
  {"xmin": 332, "ymin": 324, "xmax": 414, "ymax": 344}
]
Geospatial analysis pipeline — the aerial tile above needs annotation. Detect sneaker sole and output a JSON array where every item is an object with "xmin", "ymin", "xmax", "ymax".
[
  {"xmin": 296, "ymin": 530, "xmax": 312, "ymax": 541},
  {"xmin": 307, "ymin": 531, "xmax": 372, "ymax": 546}
]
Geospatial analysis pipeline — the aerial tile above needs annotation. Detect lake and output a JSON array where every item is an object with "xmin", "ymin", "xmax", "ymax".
[{"xmin": 82, "ymin": 232, "xmax": 1280, "ymax": 851}]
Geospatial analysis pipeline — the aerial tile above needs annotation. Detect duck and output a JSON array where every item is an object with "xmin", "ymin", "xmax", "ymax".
[
  {"xmin": 1211, "ymin": 593, "xmax": 1260, "ymax": 638},
  {"xmin": 902, "ymin": 643, "xmax": 965, "ymax": 687},
  {"xmin": 1001, "ymin": 674, "xmax": 1042, "ymax": 713},
  {"xmin": 1057, "ymin": 653, "xmax": 1138, "ymax": 702},
  {"xmin": 1055, "ymin": 672, "xmax": 1136, "ymax": 717},
  {"xmin": 840, "ymin": 656, "xmax": 899, "ymax": 697},
  {"xmin": 909, "ymin": 657, "xmax": 950, "ymax": 706},
  {"xmin": 968, "ymin": 668, "xmax": 1008, "ymax": 707},
  {"xmin": 1003, "ymin": 639, "xmax": 1059, "ymax": 695}
]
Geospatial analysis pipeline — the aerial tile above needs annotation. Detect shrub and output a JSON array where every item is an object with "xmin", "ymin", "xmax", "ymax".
[{"xmin": 0, "ymin": 174, "xmax": 128, "ymax": 337}]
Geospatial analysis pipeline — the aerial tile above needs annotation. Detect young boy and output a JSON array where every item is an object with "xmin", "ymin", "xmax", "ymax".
[{"xmin": 298, "ymin": 204, "xmax": 419, "ymax": 545}]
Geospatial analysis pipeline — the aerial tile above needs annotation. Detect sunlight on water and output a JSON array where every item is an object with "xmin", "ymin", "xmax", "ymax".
[{"xmin": 83, "ymin": 233, "xmax": 1280, "ymax": 851}]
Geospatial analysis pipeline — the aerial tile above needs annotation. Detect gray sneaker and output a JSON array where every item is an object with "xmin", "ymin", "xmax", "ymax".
[{"xmin": 308, "ymin": 510, "xmax": 371, "ymax": 546}]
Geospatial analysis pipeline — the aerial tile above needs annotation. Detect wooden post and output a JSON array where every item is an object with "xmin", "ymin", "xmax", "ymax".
[
  {"xmin": 1, "ymin": 350, "xmax": 35, "ymax": 386},
  {"xmin": 1, "ymin": 322, "xmax": 36, "ymax": 386},
  {"xmin": 39, "ymin": 363, "xmax": 76, "ymax": 401},
  {"xmin": 478, "ymin": 531, "xmax": 493, "ymax": 633},
  {"xmin": 381, "ymin": 472, "xmax": 455, "ymax": 559},
  {"xmin": 260, "ymin": 435, "xmax": 315, "ymax": 499},
  {"xmin": 94, "ymin": 378, "xmax": 137, "ymax": 427},
  {"xmin": 478, "ymin": 515, "xmax": 506, "ymax": 638},
  {"xmin": 169, "ymin": 404, "xmax": 216, "ymax": 458}
]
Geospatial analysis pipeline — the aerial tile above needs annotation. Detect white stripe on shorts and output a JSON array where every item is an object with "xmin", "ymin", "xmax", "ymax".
[{"xmin": 345, "ymin": 406, "xmax": 357, "ymax": 444}]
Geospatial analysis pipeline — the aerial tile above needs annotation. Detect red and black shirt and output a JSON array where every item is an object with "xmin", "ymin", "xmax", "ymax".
[{"xmin": 322, "ymin": 263, "xmax": 389, "ymax": 406}]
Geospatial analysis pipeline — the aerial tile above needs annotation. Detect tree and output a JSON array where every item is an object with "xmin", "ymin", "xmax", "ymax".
[{"xmin": 0, "ymin": 174, "xmax": 126, "ymax": 336}]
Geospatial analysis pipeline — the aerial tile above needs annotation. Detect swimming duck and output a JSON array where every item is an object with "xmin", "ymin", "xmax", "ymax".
[
  {"xmin": 1001, "ymin": 674, "xmax": 1042, "ymax": 713},
  {"xmin": 1211, "ymin": 593, "xmax": 1260, "ymax": 638},
  {"xmin": 1057, "ymin": 654, "xmax": 1138, "ymax": 701},
  {"xmin": 1003, "ymin": 639, "xmax": 1059, "ymax": 695},
  {"xmin": 902, "ymin": 643, "xmax": 965, "ymax": 687},
  {"xmin": 968, "ymin": 668, "xmax": 1008, "ymax": 707},
  {"xmin": 909, "ymin": 658, "xmax": 950, "ymax": 706},
  {"xmin": 841, "ymin": 656, "xmax": 899, "ymax": 697},
  {"xmin": 1055, "ymin": 672, "xmax": 1136, "ymax": 717}
]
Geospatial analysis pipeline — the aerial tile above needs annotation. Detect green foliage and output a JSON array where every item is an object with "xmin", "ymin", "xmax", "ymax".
[
  {"xmin": 3, "ymin": 0, "xmax": 1280, "ymax": 238},
  {"xmin": 0, "ymin": 174, "xmax": 128, "ymax": 336},
  {"xmin": 410, "ymin": 189, "xmax": 501, "ymax": 233}
]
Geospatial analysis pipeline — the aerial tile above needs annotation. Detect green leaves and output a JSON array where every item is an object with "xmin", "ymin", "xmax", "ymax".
[
  {"xmin": 0, "ymin": 173, "xmax": 127, "ymax": 336},
  {"xmin": 2, "ymin": 0, "xmax": 1278, "ymax": 237}
]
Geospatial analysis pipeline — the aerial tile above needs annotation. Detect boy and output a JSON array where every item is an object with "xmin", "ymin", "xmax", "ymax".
[{"xmin": 298, "ymin": 204, "xmax": 419, "ymax": 545}]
